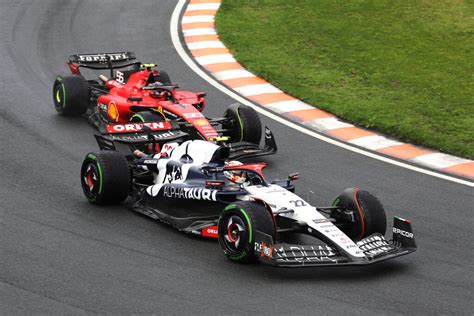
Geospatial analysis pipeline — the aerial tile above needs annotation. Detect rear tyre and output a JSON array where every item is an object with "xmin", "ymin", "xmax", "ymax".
[
  {"xmin": 218, "ymin": 201, "xmax": 275, "ymax": 263},
  {"xmin": 331, "ymin": 188, "xmax": 387, "ymax": 240},
  {"xmin": 80, "ymin": 151, "xmax": 131, "ymax": 205},
  {"xmin": 155, "ymin": 70, "xmax": 172, "ymax": 85},
  {"xmin": 53, "ymin": 75, "xmax": 89, "ymax": 116},
  {"xmin": 223, "ymin": 103, "xmax": 262, "ymax": 144}
]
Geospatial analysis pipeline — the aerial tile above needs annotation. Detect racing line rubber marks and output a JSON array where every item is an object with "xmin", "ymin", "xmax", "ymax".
[{"xmin": 179, "ymin": 0, "xmax": 474, "ymax": 182}]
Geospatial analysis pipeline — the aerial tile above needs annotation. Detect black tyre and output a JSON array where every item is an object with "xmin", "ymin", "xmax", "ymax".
[
  {"xmin": 154, "ymin": 70, "xmax": 172, "ymax": 85},
  {"xmin": 223, "ymin": 103, "xmax": 262, "ymax": 144},
  {"xmin": 80, "ymin": 151, "xmax": 131, "ymax": 205},
  {"xmin": 331, "ymin": 188, "xmax": 387, "ymax": 240},
  {"xmin": 130, "ymin": 111, "xmax": 164, "ymax": 123},
  {"xmin": 218, "ymin": 201, "xmax": 275, "ymax": 263},
  {"xmin": 53, "ymin": 75, "xmax": 89, "ymax": 116}
]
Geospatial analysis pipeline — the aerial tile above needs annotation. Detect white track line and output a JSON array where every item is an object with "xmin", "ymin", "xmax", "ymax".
[{"xmin": 170, "ymin": 0, "xmax": 473, "ymax": 187}]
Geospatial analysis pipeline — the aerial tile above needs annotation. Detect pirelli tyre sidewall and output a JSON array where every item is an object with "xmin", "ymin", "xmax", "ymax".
[
  {"xmin": 218, "ymin": 201, "xmax": 275, "ymax": 263},
  {"xmin": 53, "ymin": 75, "xmax": 89, "ymax": 116},
  {"xmin": 332, "ymin": 188, "xmax": 387, "ymax": 241},
  {"xmin": 223, "ymin": 103, "xmax": 262, "ymax": 144},
  {"xmin": 80, "ymin": 151, "xmax": 131, "ymax": 205}
]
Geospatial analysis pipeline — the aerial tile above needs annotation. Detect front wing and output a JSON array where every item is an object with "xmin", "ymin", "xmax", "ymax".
[{"xmin": 254, "ymin": 217, "xmax": 417, "ymax": 267}]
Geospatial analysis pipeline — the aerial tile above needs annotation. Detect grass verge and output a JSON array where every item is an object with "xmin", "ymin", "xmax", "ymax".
[{"xmin": 216, "ymin": 0, "xmax": 473, "ymax": 159}]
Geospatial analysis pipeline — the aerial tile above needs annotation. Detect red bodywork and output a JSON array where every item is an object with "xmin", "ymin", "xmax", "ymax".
[{"xmin": 88, "ymin": 68, "xmax": 218, "ymax": 140}]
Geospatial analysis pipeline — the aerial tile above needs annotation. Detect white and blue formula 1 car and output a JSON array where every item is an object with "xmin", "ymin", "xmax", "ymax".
[{"xmin": 80, "ymin": 122, "xmax": 416, "ymax": 267}]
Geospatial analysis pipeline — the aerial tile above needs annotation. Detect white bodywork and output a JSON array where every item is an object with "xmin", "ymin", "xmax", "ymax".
[{"xmin": 243, "ymin": 185, "xmax": 365, "ymax": 258}]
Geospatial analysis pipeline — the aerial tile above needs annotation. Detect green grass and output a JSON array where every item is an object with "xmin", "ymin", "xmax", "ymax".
[{"xmin": 216, "ymin": 0, "xmax": 474, "ymax": 159}]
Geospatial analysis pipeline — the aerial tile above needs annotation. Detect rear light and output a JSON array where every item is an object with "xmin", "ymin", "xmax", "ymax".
[
  {"xmin": 107, "ymin": 102, "xmax": 119, "ymax": 121},
  {"xmin": 206, "ymin": 180, "xmax": 225, "ymax": 189}
]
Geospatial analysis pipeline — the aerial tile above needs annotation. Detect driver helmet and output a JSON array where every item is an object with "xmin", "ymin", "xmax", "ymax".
[{"xmin": 224, "ymin": 161, "xmax": 246, "ymax": 184}]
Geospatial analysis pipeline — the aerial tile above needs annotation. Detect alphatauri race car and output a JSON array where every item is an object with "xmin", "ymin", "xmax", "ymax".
[
  {"xmin": 80, "ymin": 123, "xmax": 416, "ymax": 267},
  {"xmin": 53, "ymin": 52, "xmax": 275, "ymax": 159}
]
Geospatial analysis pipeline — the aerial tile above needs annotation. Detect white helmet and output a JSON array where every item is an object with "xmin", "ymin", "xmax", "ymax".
[{"xmin": 224, "ymin": 161, "xmax": 246, "ymax": 184}]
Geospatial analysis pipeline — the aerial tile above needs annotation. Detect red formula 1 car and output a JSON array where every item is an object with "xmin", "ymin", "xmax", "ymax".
[{"xmin": 52, "ymin": 52, "xmax": 276, "ymax": 159}]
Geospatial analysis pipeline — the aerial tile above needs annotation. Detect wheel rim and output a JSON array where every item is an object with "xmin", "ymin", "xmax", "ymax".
[
  {"xmin": 82, "ymin": 163, "xmax": 100, "ymax": 200},
  {"xmin": 223, "ymin": 215, "xmax": 246, "ymax": 251},
  {"xmin": 53, "ymin": 82, "xmax": 65, "ymax": 109}
]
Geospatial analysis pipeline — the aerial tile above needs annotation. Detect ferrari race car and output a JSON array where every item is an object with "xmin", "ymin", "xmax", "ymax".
[
  {"xmin": 53, "ymin": 52, "xmax": 275, "ymax": 159},
  {"xmin": 80, "ymin": 122, "xmax": 416, "ymax": 267}
]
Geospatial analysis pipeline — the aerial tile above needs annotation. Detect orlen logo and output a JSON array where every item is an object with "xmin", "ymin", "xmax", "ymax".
[
  {"xmin": 106, "ymin": 122, "xmax": 172, "ymax": 133},
  {"xmin": 393, "ymin": 227, "xmax": 414, "ymax": 239}
]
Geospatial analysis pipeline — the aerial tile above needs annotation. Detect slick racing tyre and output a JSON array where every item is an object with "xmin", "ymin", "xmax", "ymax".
[
  {"xmin": 154, "ymin": 70, "xmax": 172, "ymax": 85},
  {"xmin": 218, "ymin": 201, "xmax": 275, "ymax": 263},
  {"xmin": 53, "ymin": 75, "xmax": 89, "ymax": 116},
  {"xmin": 224, "ymin": 103, "xmax": 262, "ymax": 144},
  {"xmin": 130, "ymin": 111, "xmax": 165, "ymax": 123},
  {"xmin": 81, "ymin": 151, "xmax": 131, "ymax": 205},
  {"xmin": 331, "ymin": 188, "xmax": 387, "ymax": 241}
]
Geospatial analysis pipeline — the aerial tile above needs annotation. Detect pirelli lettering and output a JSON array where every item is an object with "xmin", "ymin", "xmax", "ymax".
[{"xmin": 163, "ymin": 186, "xmax": 217, "ymax": 201}]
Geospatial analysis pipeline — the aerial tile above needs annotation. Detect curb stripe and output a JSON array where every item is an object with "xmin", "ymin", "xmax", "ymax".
[
  {"xmin": 183, "ymin": 28, "xmax": 216, "ymax": 37},
  {"xmin": 191, "ymin": 47, "xmax": 230, "ymax": 57},
  {"xmin": 187, "ymin": 41, "xmax": 225, "ymax": 50},
  {"xmin": 264, "ymin": 100, "xmax": 313, "ymax": 113},
  {"xmin": 182, "ymin": 15, "xmax": 215, "ymax": 23},
  {"xmin": 213, "ymin": 69, "xmax": 255, "ymax": 80},
  {"xmin": 234, "ymin": 84, "xmax": 282, "ymax": 97},
  {"xmin": 305, "ymin": 117, "xmax": 353, "ymax": 131},
  {"xmin": 348, "ymin": 136, "xmax": 403, "ymax": 151},
  {"xmin": 195, "ymin": 54, "xmax": 236, "ymax": 65},
  {"xmin": 175, "ymin": 0, "xmax": 474, "ymax": 184},
  {"xmin": 204, "ymin": 62, "xmax": 243, "ymax": 72},
  {"xmin": 410, "ymin": 153, "xmax": 472, "ymax": 169},
  {"xmin": 287, "ymin": 109, "xmax": 334, "ymax": 121}
]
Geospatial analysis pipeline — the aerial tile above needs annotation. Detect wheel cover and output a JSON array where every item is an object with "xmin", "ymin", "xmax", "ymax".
[
  {"xmin": 82, "ymin": 163, "xmax": 100, "ymax": 199},
  {"xmin": 223, "ymin": 215, "xmax": 246, "ymax": 251}
]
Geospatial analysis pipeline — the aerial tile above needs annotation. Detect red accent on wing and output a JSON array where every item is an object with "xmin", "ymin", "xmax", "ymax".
[
  {"xmin": 201, "ymin": 225, "xmax": 218, "ymax": 238},
  {"xmin": 105, "ymin": 121, "xmax": 173, "ymax": 134},
  {"xmin": 67, "ymin": 62, "xmax": 81, "ymax": 75}
]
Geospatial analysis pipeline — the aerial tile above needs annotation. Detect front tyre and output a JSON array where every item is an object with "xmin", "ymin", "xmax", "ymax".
[
  {"xmin": 218, "ymin": 201, "xmax": 275, "ymax": 263},
  {"xmin": 223, "ymin": 103, "xmax": 262, "ymax": 144},
  {"xmin": 331, "ymin": 188, "xmax": 387, "ymax": 240},
  {"xmin": 80, "ymin": 151, "xmax": 131, "ymax": 205},
  {"xmin": 53, "ymin": 75, "xmax": 90, "ymax": 116}
]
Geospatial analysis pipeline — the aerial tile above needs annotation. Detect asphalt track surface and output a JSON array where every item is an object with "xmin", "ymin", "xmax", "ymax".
[{"xmin": 0, "ymin": 1, "xmax": 472, "ymax": 314}]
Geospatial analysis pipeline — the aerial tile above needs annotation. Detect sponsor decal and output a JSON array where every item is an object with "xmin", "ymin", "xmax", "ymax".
[
  {"xmin": 162, "ymin": 186, "xmax": 217, "ymax": 201},
  {"xmin": 164, "ymin": 163, "xmax": 182, "ymax": 183},
  {"xmin": 183, "ymin": 112, "xmax": 204, "ymax": 119},
  {"xmin": 313, "ymin": 218, "xmax": 330, "ymax": 224},
  {"xmin": 78, "ymin": 53, "xmax": 128, "ymax": 62},
  {"xmin": 254, "ymin": 241, "xmax": 273, "ymax": 258},
  {"xmin": 160, "ymin": 143, "xmax": 178, "ymax": 157},
  {"xmin": 193, "ymin": 119, "xmax": 209, "ymax": 126},
  {"xmin": 106, "ymin": 121, "xmax": 173, "ymax": 133},
  {"xmin": 201, "ymin": 226, "xmax": 218, "ymax": 238},
  {"xmin": 393, "ymin": 227, "xmax": 414, "ymax": 239}
]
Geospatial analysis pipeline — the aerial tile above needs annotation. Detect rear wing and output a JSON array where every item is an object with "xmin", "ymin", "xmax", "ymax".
[
  {"xmin": 95, "ymin": 121, "xmax": 188, "ymax": 153},
  {"xmin": 68, "ymin": 52, "xmax": 140, "ymax": 77}
]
